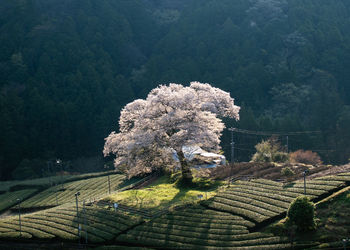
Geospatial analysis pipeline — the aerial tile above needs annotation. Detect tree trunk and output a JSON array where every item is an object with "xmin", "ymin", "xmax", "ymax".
[{"xmin": 177, "ymin": 151, "xmax": 193, "ymax": 185}]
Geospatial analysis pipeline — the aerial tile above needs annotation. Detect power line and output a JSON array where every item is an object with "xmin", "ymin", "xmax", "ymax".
[
  {"xmin": 226, "ymin": 127, "xmax": 336, "ymax": 161},
  {"xmin": 235, "ymin": 147, "xmax": 256, "ymax": 152},
  {"xmin": 308, "ymin": 149, "xmax": 337, "ymax": 153},
  {"xmin": 228, "ymin": 128, "xmax": 321, "ymax": 136}
]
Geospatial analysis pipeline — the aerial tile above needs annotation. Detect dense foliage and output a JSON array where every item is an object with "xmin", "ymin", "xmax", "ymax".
[
  {"xmin": 287, "ymin": 196, "xmax": 315, "ymax": 232},
  {"xmin": 1, "ymin": 0, "xmax": 350, "ymax": 179},
  {"xmin": 251, "ymin": 138, "xmax": 289, "ymax": 163}
]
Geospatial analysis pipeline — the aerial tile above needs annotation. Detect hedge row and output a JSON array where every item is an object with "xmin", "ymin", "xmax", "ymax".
[
  {"xmin": 131, "ymin": 226, "xmax": 252, "ymax": 241},
  {"xmin": 249, "ymin": 179, "xmax": 284, "ymax": 187},
  {"xmin": 291, "ymin": 183, "xmax": 341, "ymax": 191},
  {"xmin": 118, "ymin": 231, "xmax": 289, "ymax": 248},
  {"xmin": 225, "ymin": 188, "xmax": 291, "ymax": 208},
  {"xmin": 228, "ymin": 186, "xmax": 295, "ymax": 204},
  {"xmin": 160, "ymin": 214, "xmax": 252, "ymax": 227},
  {"xmin": 236, "ymin": 181, "xmax": 304, "ymax": 198},
  {"xmin": 138, "ymin": 222, "xmax": 249, "ymax": 235},
  {"xmin": 216, "ymin": 193, "xmax": 285, "ymax": 214},
  {"xmin": 206, "ymin": 204, "xmax": 267, "ymax": 223},
  {"xmin": 316, "ymin": 175, "xmax": 350, "ymax": 182},
  {"xmin": 0, "ymin": 221, "xmax": 55, "ymax": 239},
  {"xmin": 149, "ymin": 218, "xmax": 248, "ymax": 230}
]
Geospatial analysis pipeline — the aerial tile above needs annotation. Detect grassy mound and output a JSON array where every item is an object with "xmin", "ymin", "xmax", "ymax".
[
  {"xmin": 104, "ymin": 176, "xmax": 222, "ymax": 212},
  {"xmin": 312, "ymin": 187, "xmax": 350, "ymax": 247}
]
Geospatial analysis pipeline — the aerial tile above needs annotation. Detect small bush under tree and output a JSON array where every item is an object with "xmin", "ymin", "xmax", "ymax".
[{"xmin": 287, "ymin": 196, "xmax": 315, "ymax": 232}]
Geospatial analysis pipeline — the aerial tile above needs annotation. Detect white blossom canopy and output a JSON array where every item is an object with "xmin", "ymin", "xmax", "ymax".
[{"xmin": 103, "ymin": 82, "xmax": 240, "ymax": 177}]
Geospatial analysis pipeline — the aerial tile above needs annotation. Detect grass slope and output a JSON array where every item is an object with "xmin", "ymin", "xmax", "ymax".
[{"xmin": 308, "ymin": 187, "xmax": 350, "ymax": 248}]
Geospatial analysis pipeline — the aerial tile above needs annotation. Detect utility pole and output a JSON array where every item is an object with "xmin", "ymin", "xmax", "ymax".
[
  {"xmin": 343, "ymin": 238, "xmax": 349, "ymax": 250},
  {"xmin": 303, "ymin": 170, "xmax": 309, "ymax": 195},
  {"xmin": 56, "ymin": 159, "xmax": 64, "ymax": 190},
  {"xmin": 83, "ymin": 200, "xmax": 88, "ymax": 244},
  {"xmin": 228, "ymin": 128, "xmax": 235, "ymax": 186},
  {"xmin": 55, "ymin": 184, "xmax": 58, "ymax": 206},
  {"xmin": 286, "ymin": 136, "xmax": 289, "ymax": 153},
  {"xmin": 75, "ymin": 192, "xmax": 80, "ymax": 244},
  {"xmin": 228, "ymin": 128, "xmax": 235, "ymax": 163},
  {"xmin": 108, "ymin": 175, "xmax": 111, "ymax": 195},
  {"xmin": 47, "ymin": 161, "xmax": 52, "ymax": 186},
  {"xmin": 17, "ymin": 199, "xmax": 21, "ymax": 236}
]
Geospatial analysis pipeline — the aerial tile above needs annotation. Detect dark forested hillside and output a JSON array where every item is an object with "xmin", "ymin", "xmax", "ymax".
[{"xmin": 1, "ymin": 0, "xmax": 350, "ymax": 180}]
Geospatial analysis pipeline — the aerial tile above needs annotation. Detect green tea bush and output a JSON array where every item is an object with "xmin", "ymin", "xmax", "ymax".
[
  {"xmin": 287, "ymin": 196, "xmax": 315, "ymax": 231},
  {"xmin": 281, "ymin": 167, "xmax": 295, "ymax": 177},
  {"xmin": 273, "ymin": 152, "xmax": 289, "ymax": 163}
]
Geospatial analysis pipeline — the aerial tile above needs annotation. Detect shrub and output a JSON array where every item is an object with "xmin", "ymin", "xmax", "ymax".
[
  {"xmin": 273, "ymin": 152, "xmax": 289, "ymax": 163},
  {"xmin": 290, "ymin": 150, "xmax": 322, "ymax": 165},
  {"xmin": 251, "ymin": 138, "xmax": 289, "ymax": 163},
  {"xmin": 12, "ymin": 162, "xmax": 39, "ymax": 180},
  {"xmin": 281, "ymin": 167, "xmax": 295, "ymax": 177},
  {"xmin": 287, "ymin": 196, "xmax": 315, "ymax": 231},
  {"xmin": 270, "ymin": 222, "xmax": 288, "ymax": 236}
]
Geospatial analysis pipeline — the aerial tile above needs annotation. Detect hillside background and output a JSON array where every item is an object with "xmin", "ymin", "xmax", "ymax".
[{"xmin": 1, "ymin": 0, "xmax": 350, "ymax": 180}]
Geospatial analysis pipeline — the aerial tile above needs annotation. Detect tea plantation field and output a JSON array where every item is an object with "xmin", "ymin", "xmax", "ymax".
[
  {"xmin": 0, "ymin": 204, "xmax": 143, "ymax": 242},
  {"xmin": 0, "ymin": 189, "xmax": 38, "ymax": 213},
  {"xmin": 117, "ymin": 205, "xmax": 291, "ymax": 249},
  {"xmin": 0, "ymin": 172, "xmax": 349, "ymax": 249},
  {"xmin": 20, "ymin": 174, "xmax": 125, "ymax": 209},
  {"xmin": 205, "ymin": 175, "xmax": 349, "ymax": 223},
  {"xmin": 0, "ymin": 171, "xmax": 116, "ymax": 193}
]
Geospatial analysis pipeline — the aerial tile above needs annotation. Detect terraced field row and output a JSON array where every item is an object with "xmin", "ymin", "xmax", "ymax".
[
  {"xmin": 117, "ymin": 205, "xmax": 290, "ymax": 249},
  {"xmin": 0, "ymin": 205, "xmax": 142, "ymax": 242},
  {"xmin": 20, "ymin": 174, "xmax": 125, "ymax": 209},
  {"xmin": 0, "ymin": 189, "xmax": 38, "ymax": 213},
  {"xmin": 206, "ymin": 174, "xmax": 350, "ymax": 223},
  {"xmin": 0, "ymin": 171, "xmax": 117, "ymax": 193}
]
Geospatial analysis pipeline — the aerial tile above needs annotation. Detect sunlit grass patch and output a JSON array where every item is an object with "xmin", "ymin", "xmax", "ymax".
[{"xmin": 104, "ymin": 176, "xmax": 222, "ymax": 210}]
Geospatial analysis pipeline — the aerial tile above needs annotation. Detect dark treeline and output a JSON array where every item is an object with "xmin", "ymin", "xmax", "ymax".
[{"xmin": 1, "ymin": 0, "xmax": 350, "ymax": 180}]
